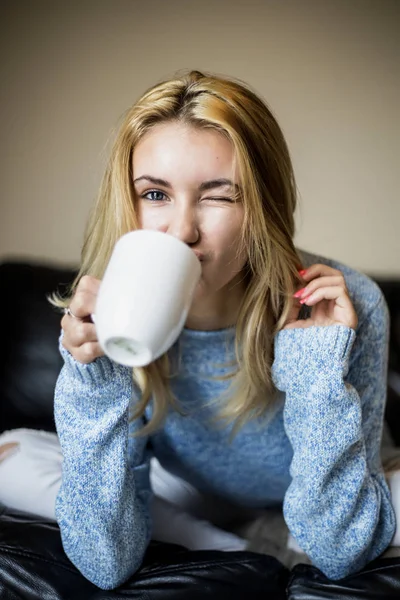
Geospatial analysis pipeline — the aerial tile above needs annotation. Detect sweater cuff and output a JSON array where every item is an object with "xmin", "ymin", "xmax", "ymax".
[
  {"xmin": 272, "ymin": 325, "xmax": 356, "ymax": 391},
  {"xmin": 58, "ymin": 331, "xmax": 129, "ymax": 385}
]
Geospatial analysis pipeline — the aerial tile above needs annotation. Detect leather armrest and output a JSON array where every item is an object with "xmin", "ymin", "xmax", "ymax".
[
  {"xmin": 0, "ymin": 506, "xmax": 289, "ymax": 598},
  {"xmin": 287, "ymin": 559, "xmax": 400, "ymax": 599}
]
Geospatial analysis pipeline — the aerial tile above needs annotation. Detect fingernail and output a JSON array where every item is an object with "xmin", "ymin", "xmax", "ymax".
[
  {"xmin": 298, "ymin": 269, "xmax": 307, "ymax": 276},
  {"xmin": 293, "ymin": 287, "xmax": 307, "ymax": 298},
  {"xmin": 299, "ymin": 295, "xmax": 311, "ymax": 304}
]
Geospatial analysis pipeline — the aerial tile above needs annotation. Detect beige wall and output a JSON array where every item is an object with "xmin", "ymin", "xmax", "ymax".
[{"xmin": 1, "ymin": 0, "xmax": 399, "ymax": 275}]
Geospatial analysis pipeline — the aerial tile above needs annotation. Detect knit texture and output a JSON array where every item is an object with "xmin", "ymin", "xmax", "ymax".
[{"xmin": 54, "ymin": 251, "xmax": 395, "ymax": 589}]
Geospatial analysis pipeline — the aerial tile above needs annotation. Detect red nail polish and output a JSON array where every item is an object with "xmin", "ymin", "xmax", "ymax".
[
  {"xmin": 298, "ymin": 269, "xmax": 307, "ymax": 276},
  {"xmin": 293, "ymin": 288, "xmax": 306, "ymax": 298}
]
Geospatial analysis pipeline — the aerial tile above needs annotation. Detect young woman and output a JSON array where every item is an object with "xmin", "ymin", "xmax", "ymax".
[{"xmin": 0, "ymin": 70, "xmax": 398, "ymax": 590}]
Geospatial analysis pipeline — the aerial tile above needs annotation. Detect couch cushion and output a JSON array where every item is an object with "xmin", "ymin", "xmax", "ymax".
[
  {"xmin": 375, "ymin": 280, "xmax": 400, "ymax": 445},
  {"xmin": 0, "ymin": 262, "xmax": 76, "ymax": 433}
]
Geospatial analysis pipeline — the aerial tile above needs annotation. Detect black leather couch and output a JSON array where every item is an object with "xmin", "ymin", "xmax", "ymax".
[{"xmin": 1, "ymin": 260, "xmax": 400, "ymax": 599}]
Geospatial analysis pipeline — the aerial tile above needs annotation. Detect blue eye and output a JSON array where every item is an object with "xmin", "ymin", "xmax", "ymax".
[{"xmin": 142, "ymin": 190, "xmax": 167, "ymax": 202}]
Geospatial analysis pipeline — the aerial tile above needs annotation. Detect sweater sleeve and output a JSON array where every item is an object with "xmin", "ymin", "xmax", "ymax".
[
  {"xmin": 54, "ymin": 334, "xmax": 153, "ymax": 590},
  {"xmin": 271, "ymin": 293, "xmax": 396, "ymax": 580}
]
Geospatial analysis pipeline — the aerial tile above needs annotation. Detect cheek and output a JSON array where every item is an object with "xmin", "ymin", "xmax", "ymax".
[
  {"xmin": 205, "ymin": 224, "xmax": 247, "ymax": 286},
  {"xmin": 138, "ymin": 205, "xmax": 166, "ymax": 231},
  {"xmin": 204, "ymin": 211, "xmax": 244, "ymax": 254}
]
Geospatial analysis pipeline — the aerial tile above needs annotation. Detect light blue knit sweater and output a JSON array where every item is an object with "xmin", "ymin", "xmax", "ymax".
[{"xmin": 54, "ymin": 251, "xmax": 396, "ymax": 589}]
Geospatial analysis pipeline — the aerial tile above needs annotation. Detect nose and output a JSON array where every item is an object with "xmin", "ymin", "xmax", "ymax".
[{"xmin": 167, "ymin": 204, "xmax": 199, "ymax": 245}]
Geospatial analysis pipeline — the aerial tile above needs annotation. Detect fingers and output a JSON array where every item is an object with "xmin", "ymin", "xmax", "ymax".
[
  {"xmin": 299, "ymin": 264, "xmax": 343, "ymax": 281},
  {"xmin": 67, "ymin": 275, "xmax": 100, "ymax": 319},
  {"xmin": 61, "ymin": 275, "xmax": 104, "ymax": 364},
  {"xmin": 298, "ymin": 285, "xmax": 350, "ymax": 307},
  {"xmin": 66, "ymin": 340, "xmax": 104, "ymax": 365},
  {"xmin": 296, "ymin": 264, "xmax": 348, "ymax": 303},
  {"xmin": 62, "ymin": 319, "xmax": 97, "ymax": 348},
  {"xmin": 294, "ymin": 275, "xmax": 346, "ymax": 302},
  {"xmin": 293, "ymin": 264, "xmax": 358, "ymax": 329},
  {"xmin": 298, "ymin": 284, "xmax": 358, "ymax": 329}
]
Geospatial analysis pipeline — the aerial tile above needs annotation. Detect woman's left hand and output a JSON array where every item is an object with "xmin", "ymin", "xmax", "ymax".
[{"xmin": 283, "ymin": 264, "xmax": 358, "ymax": 330}]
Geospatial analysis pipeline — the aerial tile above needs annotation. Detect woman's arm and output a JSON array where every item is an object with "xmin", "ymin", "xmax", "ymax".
[
  {"xmin": 54, "ymin": 336, "xmax": 152, "ymax": 590},
  {"xmin": 272, "ymin": 288, "xmax": 396, "ymax": 580}
]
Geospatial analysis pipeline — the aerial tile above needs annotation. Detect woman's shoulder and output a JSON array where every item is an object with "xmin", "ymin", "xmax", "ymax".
[{"xmin": 297, "ymin": 248, "xmax": 387, "ymax": 323}]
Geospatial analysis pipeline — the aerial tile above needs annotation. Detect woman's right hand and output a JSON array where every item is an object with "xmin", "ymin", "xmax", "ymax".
[{"xmin": 61, "ymin": 275, "xmax": 105, "ymax": 364}]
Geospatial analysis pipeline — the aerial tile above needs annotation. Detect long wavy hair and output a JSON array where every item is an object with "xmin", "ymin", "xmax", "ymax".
[{"xmin": 51, "ymin": 70, "xmax": 303, "ymax": 437}]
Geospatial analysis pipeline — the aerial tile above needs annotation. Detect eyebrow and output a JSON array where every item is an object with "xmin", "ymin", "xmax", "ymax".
[{"xmin": 133, "ymin": 175, "xmax": 241, "ymax": 193}]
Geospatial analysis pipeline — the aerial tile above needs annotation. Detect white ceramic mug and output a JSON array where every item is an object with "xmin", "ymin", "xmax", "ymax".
[{"xmin": 94, "ymin": 230, "xmax": 201, "ymax": 367}]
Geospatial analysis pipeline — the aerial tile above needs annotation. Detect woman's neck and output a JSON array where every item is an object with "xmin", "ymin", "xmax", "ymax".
[{"xmin": 185, "ymin": 275, "xmax": 246, "ymax": 331}]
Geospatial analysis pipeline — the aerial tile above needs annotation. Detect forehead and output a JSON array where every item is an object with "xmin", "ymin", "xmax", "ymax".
[{"xmin": 132, "ymin": 122, "xmax": 237, "ymax": 180}]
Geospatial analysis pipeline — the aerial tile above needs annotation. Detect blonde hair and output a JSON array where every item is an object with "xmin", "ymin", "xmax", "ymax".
[{"xmin": 52, "ymin": 70, "xmax": 303, "ymax": 437}]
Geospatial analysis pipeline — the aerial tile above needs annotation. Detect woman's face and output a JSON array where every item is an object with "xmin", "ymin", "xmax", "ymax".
[{"xmin": 133, "ymin": 122, "xmax": 247, "ymax": 307}]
